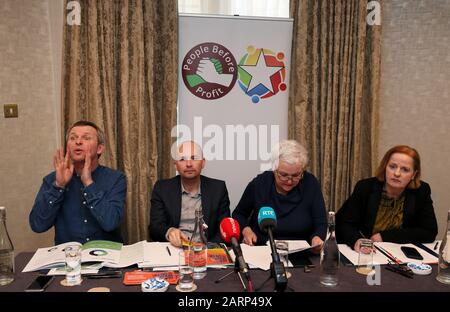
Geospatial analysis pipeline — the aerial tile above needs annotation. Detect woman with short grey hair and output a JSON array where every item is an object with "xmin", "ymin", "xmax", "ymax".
[
  {"xmin": 271, "ymin": 140, "xmax": 309, "ymax": 171},
  {"xmin": 233, "ymin": 139, "xmax": 327, "ymax": 251}
]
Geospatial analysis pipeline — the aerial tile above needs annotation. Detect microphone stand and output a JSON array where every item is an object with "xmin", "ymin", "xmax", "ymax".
[
  {"xmin": 256, "ymin": 229, "xmax": 288, "ymax": 292},
  {"xmin": 214, "ymin": 259, "xmax": 247, "ymax": 291},
  {"xmin": 214, "ymin": 245, "xmax": 251, "ymax": 292}
]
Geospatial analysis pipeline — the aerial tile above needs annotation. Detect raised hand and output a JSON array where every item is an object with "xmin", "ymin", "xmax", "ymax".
[
  {"xmin": 54, "ymin": 148, "xmax": 74, "ymax": 188},
  {"xmin": 80, "ymin": 149, "xmax": 94, "ymax": 187}
]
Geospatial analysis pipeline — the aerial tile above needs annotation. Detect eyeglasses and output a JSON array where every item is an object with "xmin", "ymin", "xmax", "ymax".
[
  {"xmin": 176, "ymin": 155, "xmax": 203, "ymax": 161},
  {"xmin": 275, "ymin": 170, "xmax": 304, "ymax": 182}
]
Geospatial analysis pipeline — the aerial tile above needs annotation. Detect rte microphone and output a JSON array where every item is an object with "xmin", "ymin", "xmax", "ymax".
[
  {"xmin": 258, "ymin": 206, "xmax": 288, "ymax": 292},
  {"xmin": 219, "ymin": 218, "xmax": 250, "ymax": 278}
]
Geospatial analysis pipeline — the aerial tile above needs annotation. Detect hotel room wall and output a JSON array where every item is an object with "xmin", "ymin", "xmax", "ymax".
[
  {"xmin": 379, "ymin": 0, "xmax": 450, "ymax": 239},
  {"xmin": 0, "ymin": 0, "xmax": 63, "ymax": 252}
]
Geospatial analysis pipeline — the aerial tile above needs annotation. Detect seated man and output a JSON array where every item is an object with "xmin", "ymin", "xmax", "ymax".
[
  {"xmin": 149, "ymin": 141, "xmax": 231, "ymax": 247},
  {"xmin": 30, "ymin": 120, "xmax": 126, "ymax": 244}
]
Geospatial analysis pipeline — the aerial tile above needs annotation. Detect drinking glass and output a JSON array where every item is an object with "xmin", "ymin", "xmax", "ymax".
[
  {"xmin": 178, "ymin": 250, "xmax": 194, "ymax": 291},
  {"xmin": 356, "ymin": 239, "xmax": 375, "ymax": 275},
  {"xmin": 65, "ymin": 245, "xmax": 82, "ymax": 285}
]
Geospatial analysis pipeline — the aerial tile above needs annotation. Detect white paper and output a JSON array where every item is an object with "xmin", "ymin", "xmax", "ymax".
[
  {"xmin": 375, "ymin": 242, "xmax": 438, "ymax": 264},
  {"xmin": 140, "ymin": 242, "xmax": 180, "ymax": 267},
  {"xmin": 338, "ymin": 244, "xmax": 390, "ymax": 265},
  {"xmin": 23, "ymin": 242, "xmax": 76, "ymax": 272},
  {"xmin": 237, "ymin": 244, "xmax": 272, "ymax": 271},
  {"xmin": 338, "ymin": 242, "xmax": 439, "ymax": 266},
  {"xmin": 423, "ymin": 240, "xmax": 441, "ymax": 253},
  {"xmin": 47, "ymin": 263, "xmax": 102, "ymax": 275},
  {"xmin": 270, "ymin": 240, "xmax": 315, "ymax": 254},
  {"xmin": 102, "ymin": 241, "xmax": 145, "ymax": 268}
]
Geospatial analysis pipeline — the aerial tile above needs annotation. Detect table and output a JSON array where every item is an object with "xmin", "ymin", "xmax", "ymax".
[{"xmin": 2, "ymin": 252, "xmax": 449, "ymax": 292}]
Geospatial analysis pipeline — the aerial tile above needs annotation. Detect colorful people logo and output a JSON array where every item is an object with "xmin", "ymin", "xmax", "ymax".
[
  {"xmin": 238, "ymin": 46, "xmax": 287, "ymax": 103},
  {"xmin": 181, "ymin": 42, "xmax": 238, "ymax": 100}
]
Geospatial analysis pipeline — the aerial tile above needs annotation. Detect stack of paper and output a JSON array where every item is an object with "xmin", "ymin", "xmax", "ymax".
[
  {"xmin": 338, "ymin": 242, "xmax": 439, "ymax": 265},
  {"xmin": 139, "ymin": 242, "xmax": 180, "ymax": 268}
]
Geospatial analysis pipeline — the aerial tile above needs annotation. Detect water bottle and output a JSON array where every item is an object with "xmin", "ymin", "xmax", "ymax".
[
  {"xmin": 189, "ymin": 208, "xmax": 207, "ymax": 279},
  {"xmin": 436, "ymin": 210, "xmax": 450, "ymax": 284},
  {"xmin": 0, "ymin": 206, "xmax": 15, "ymax": 286},
  {"xmin": 320, "ymin": 210, "xmax": 340, "ymax": 287}
]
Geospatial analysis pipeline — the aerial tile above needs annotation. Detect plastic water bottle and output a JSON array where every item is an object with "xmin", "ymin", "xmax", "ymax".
[
  {"xmin": 189, "ymin": 209, "xmax": 207, "ymax": 279},
  {"xmin": 0, "ymin": 207, "xmax": 14, "ymax": 286},
  {"xmin": 320, "ymin": 211, "xmax": 340, "ymax": 287},
  {"xmin": 436, "ymin": 210, "xmax": 450, "ymax": 284}
]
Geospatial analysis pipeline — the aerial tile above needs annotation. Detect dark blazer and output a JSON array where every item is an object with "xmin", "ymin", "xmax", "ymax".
[
  {"xmin": 149, "ymin": 175, "xmax": 231, "ymax": 243},
  {"xmin": 336, "ymin": 177, "xmax": 438, "ymax": 248}
]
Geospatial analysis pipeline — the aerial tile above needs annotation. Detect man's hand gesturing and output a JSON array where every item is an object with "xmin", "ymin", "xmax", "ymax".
[{"xmin": 54, "ymin": 148, "xmax": 74, "ymax": 188}]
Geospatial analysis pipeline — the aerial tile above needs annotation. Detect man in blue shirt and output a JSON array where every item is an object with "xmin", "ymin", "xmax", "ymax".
[{"xmin": 30, "ymin": 121, "xmax": 126, "ymax": 244}]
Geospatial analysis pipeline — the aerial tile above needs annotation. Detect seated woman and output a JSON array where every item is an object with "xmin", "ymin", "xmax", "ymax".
[
  {"xmin": 232, "ymin": 140, "xmax": 327, "ymax": 250},
  {"xmin": 336, "ymin": 145, "xmax": 438, "ymax": 251}
]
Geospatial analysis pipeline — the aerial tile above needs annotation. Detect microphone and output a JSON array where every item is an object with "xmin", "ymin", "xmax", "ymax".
[
  {"xmin": 258, "ymin": 206, "xmax": 287, "ymax": 292},
  {"xmin": 219, "ymin": 218, "xmax": 250, "ymax": 278}
]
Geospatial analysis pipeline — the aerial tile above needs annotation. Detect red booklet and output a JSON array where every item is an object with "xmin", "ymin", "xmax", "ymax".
[{"xmin": 123, "ymin": 270, "xmax": 179, "ymax": 285}]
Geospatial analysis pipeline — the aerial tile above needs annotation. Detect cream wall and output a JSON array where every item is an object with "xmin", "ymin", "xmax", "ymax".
[
  {"xmin": 0, "ymin": 0, "xmax": 63, "ymax": 252},
  {"xmin": 379, "ymin": 0, "xmax": 450, "ymax": 238}
]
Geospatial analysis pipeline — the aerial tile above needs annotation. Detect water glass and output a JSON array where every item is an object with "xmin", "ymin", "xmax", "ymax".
[
  {"xmin": 65, "ymin": 245, "xmax": 82, "ymax": 285},
  {"xmin": 356, "ymin": 239, "xmax": 375, "ymax": 275},
  {"xmin": 178, "ymin": 250, "xmax": 194, "ymax": 290}
]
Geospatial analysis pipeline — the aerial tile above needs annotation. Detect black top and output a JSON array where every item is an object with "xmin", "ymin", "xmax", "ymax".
[
  {"xmin": 232, "ymin": 171, "xmax": 327, "ymax": 245},
  {"xmin": 149, "ymin": 175, "xmax": 231, "ymax": 243},
  {"xmin": 336, "ymin": 177, "xmax": 438, "ymax": 248}
]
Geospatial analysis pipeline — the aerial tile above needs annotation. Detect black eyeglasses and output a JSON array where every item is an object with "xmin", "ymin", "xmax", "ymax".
[{"xmin": 275, "ymin": 170, "xmax": 304, "ymax": 182}]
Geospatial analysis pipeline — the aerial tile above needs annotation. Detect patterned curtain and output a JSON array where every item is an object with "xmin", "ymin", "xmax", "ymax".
[
  {"xmin": 288, "ymin": 0, "xmax": 381, "ymax": 211},
  {"xmin": 62, "ymin": 0, "xmax": 178, "ymax": 243}
]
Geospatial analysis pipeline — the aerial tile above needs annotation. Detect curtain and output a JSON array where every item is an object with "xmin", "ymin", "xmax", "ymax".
[
  {"xmin": 288, "ymin": 0, "xmax": 381, "ymax": 211},
  {"xmin": 62, "ymin": 0, "xmax": 178, "ymax": 243}
]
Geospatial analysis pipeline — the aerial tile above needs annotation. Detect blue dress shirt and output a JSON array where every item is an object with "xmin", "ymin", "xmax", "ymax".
[{"xmin": 29, "ymin": 166, "xmax": 126, "ymax": 244}]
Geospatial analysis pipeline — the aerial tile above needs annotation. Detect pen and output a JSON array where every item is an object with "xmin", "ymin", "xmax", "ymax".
[
  {"xmin": 375, "ymin": 245, "xmax": 402, "ymax": 264},
  {"xmin": 433, "ymin": 242, "xmax": 439, "ymax": 250},
  {"xmin": 166, "ymin": 246, "xmax": 172, "ymax": 256},
  {"xmin": 84, "ymin": 271, "xmax": 123, "ymax": 279}
]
